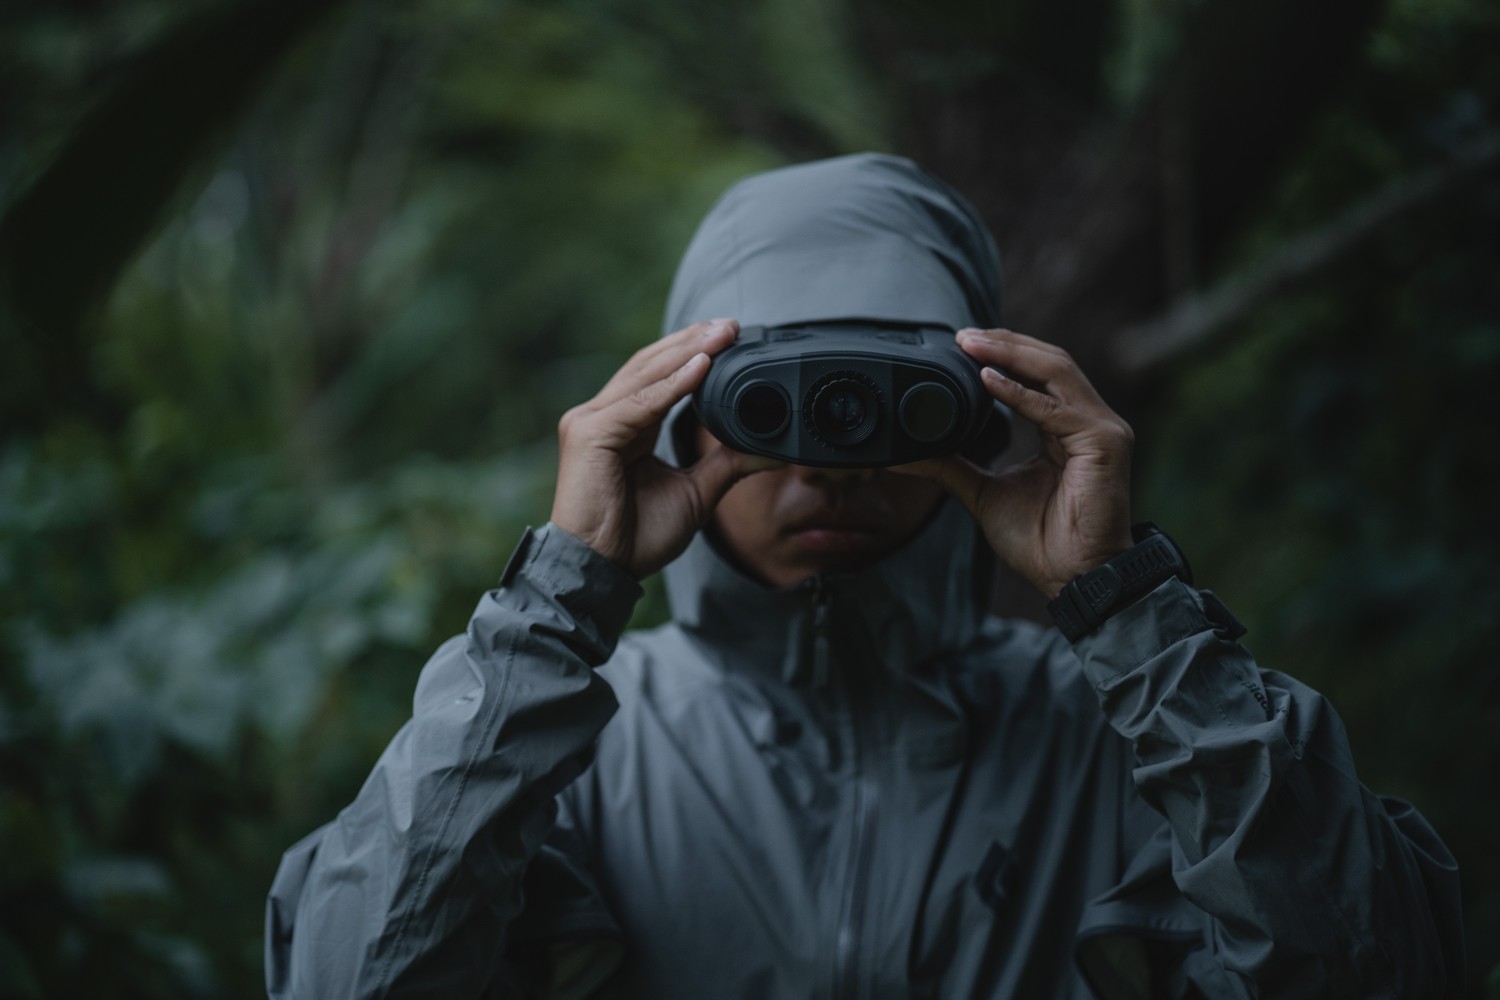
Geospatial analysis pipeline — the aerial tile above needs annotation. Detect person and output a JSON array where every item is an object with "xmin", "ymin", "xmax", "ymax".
[{"xmin": 264, "ymin": 154, "xmax": 1464, "ymax": 998}]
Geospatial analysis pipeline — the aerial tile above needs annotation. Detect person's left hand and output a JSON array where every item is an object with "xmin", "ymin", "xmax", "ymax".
[{"xmin": 897, "ymin": 328, "xmax": 1135, "ymax": 598}]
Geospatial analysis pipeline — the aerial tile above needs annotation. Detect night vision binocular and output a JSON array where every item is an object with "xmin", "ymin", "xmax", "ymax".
[{"xmin": 692, "ymin": 322, "xmax": 1012, "ymax": 468}]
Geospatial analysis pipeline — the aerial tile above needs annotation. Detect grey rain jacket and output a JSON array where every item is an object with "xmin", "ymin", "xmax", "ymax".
[{"xmin": 265, "ymin": 154, "xmax": 1464, "ymax": 999}]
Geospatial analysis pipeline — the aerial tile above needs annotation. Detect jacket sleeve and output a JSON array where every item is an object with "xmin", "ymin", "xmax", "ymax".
[
  {"xmin": 1071, "ymin": 578, "xmax": 1464, "ymax": 999},
  {"xmin": 264, "ymin": 525, "xmax": 640, "ymax": 1000}
]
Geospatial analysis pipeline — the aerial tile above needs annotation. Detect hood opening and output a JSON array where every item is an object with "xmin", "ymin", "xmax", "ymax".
[{"xmin": 656, "ymin": 152, "xmax": 1005, "ymax": 665}]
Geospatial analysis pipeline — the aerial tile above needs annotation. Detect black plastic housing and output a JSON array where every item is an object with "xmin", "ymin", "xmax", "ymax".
[{"xmin": 692, "ymin": 322, "xmax": 1011, "ymax": 468}]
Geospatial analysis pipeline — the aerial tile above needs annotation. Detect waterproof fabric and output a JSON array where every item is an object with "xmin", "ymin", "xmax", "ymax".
[
  {"xmin": 661, "ymin": 154, "xmax": 1002, "ymax": 334},
  {"xmin": 265, "ymin": 154, "xmax": 1464, "ymax": 998}
]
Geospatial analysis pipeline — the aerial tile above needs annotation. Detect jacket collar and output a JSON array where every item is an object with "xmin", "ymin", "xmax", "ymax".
[{"xmin": 661, "ymin": 494, "xmax": 988, "ymax": 689}]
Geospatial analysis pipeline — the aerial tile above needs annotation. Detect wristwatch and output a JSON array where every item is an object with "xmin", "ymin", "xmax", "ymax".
[{"xmin": 1047, "ymin": 522, "xmax": 1193, "ymax": 642}]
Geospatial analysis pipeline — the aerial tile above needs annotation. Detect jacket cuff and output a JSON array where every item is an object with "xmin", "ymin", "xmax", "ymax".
[
  {"xmin": 1069, "ymin": 577, "xmax": 1225, "ymax": 688},
  {"xmin": 495, "ymin": 523, "xmax": 645, "ymax": 648}
]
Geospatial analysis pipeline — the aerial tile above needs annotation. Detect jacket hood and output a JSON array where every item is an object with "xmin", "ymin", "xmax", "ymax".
[
  {"xmin": 657, "ymin": 153, "xmax": 1002, "ymax": 684},
  {"xmin": 662, "ymin": 153, "xmax": 1001, "ymax": 335}
]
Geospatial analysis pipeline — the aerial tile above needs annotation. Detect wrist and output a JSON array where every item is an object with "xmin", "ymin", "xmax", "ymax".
[
  {"xmin": 494, "ymin": 524, "xmax": 646, "ymax": 652},
  {"xmin": 1047, "ymin": 523, "xmax": 1192, "ymax": 641},
  {"xmin": 1040, "ymin": 534, "xmax": 1136, "ymax": 598}
]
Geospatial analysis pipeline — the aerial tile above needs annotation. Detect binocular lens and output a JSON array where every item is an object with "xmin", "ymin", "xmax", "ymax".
[
  {"xmin": 808, "ymin": 374, "xmax": 879, "ymax": 447},
  {"xmin": 822, "ymin": 389, "xmax": 866, "ymax": 431},
  {"xmin": 899, "ymin": 382, "xmax": 958, "ymax": 442},
  {"xmin": 734, "ymin": 381, "xmax": 791, "ymax": 438}
]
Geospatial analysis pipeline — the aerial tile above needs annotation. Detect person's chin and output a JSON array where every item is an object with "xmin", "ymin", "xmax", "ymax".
[{"xmin": 783, "ymin": 527, "xmax": 893, "ymax": 578}]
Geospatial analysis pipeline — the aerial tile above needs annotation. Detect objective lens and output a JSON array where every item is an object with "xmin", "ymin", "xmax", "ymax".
[
  {"xmin": 821, "ymin": 388, "xmax": 866, "ymax": 431},
  {"xmin": 734, "ymin": 381, "xmax": 791, "ymax": 438},
  {"xmin": 808, "ymin": 373, "xmax": 880, "ymax": 447},
  {"xmin": 899, "ymin": 382, "xmax": 958, "ymax": 442}
]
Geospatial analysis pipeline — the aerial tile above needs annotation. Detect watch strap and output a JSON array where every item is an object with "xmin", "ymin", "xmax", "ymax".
[{"xmin": 1048, "ymin": 523, "xmax": 1192, "ymax": 642}]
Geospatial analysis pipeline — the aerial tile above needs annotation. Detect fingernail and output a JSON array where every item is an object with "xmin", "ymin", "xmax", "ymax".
[
  {"xmin": 982, "ymin": 366, "xmax": 1006, "ymax": 382},
  {"xmin": 957, "ymin": 327, "xmax": 981, "ymax": 338},
  {"xmin": 701, "ymin": 319, "xmax": 734, "ymax": 337}
]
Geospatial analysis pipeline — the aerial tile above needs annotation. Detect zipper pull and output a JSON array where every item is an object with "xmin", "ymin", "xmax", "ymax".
[{"xmin": 811, "ymin": 582, "xmax": 831, "ymax": 690}]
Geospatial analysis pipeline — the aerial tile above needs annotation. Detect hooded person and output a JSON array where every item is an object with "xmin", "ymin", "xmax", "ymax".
[{"xmin": 265, "ymin": 154, "xmax": 1464, "ymax": 999}]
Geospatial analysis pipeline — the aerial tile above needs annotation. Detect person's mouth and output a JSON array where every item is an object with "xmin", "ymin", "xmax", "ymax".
[{"xmin": 783, "ymin": 513, "xmax": 885, "ymax": 552}]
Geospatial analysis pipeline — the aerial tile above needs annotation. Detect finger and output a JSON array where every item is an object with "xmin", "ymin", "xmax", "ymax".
[
  {"xmin": 957, "ymin": 326, "xmax": 1070, "ymax": 362},
  {"xmin": 956, "ymin": 329, "xmax": 1072, "ymax": 385},
  {"xmin": 977, "ymin": 365, "xmax": 1099, "ymax": 440},
  {"xmin": 591, "ymin": 319, "xmax": 738, "ymax": 410},
  {"xmin": 628, "ymin": 318, "xmax": 738, "ymax": 373},
  {"xmin": 956, "ymin": 329, "xmax": 1108, "ymax": 411},
  {"xmin": 627, "ymin": 318, "xmax": 729, "ymax": 369},
  {"xmin": 591, "ymin": 319, "xmax": 729, "ymax": 407},
  {"xmin": 890, "ymin": 454, "xmax": 991, "ymax": 520},
  {"xmin": 590, "ymin": 349, "xmax": 716, "ymax": 445},
  {"xmin": 685, "ymin": 444, "xmax": 785, "ymax": 519}
]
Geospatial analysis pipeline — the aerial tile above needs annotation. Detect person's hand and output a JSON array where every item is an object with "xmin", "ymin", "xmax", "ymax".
[
  {"xmin": 898, "ymin": 328, "xmax": 1135, "ymax": 598},
  {"xmin": 551, "ymin": 318, "xmax": 781, "ymax": 578}
]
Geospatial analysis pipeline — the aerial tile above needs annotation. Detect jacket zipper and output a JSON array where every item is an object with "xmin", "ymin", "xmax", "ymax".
[
  {"xmin": 834, "ymin": 762, "xmax": 877, "ymax": 1000},
  {"xmin": 822, "ymin": 579, "xmax": 876, "ymax": 1000},
  {"xmin": 811, "ymin": 582, "xmax": 832, "ymax": 690}
]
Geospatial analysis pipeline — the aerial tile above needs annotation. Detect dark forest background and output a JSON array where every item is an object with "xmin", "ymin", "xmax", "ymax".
[{"xmin": 2, "ymin": 0, "xmax": 1497, "ymax": 995}]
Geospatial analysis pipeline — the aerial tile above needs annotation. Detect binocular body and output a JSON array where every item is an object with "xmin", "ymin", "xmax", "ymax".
[{"xmin": 692, "ymin": 323, "xmax": 1011, "ymax": 468}]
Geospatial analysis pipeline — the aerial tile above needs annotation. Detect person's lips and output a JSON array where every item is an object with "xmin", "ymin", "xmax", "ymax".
[{"xmin": 782, "ymin": 512, "xmax": 886, "ymax": 552}]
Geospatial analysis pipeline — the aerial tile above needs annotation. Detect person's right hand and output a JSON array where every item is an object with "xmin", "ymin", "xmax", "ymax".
[{"xmin": 551, "ymin": 318, "xmax": 782, "ymax": 578}]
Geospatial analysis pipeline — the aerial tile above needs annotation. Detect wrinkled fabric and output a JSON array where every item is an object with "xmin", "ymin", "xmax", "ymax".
[{"xmin": 266, "ymin": 154, "xmax": 1463, "ymax": 998}]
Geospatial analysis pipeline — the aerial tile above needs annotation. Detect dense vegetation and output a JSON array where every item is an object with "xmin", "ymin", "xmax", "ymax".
[{"xmin": 2, "ymin": 0, "xmax": 1495, "ymax": 995}]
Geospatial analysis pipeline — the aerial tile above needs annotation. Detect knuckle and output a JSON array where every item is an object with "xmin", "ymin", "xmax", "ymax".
[
  {"xmin": 557, "ymin": 406, "xmax": 581, "ymax": 438},
  {"xmin": 1101, "ymin": 420, "xmax": 1134, "ymax": 452},
  {"xmin": 628, "ymin": 385, "xmax": 661, "ymax": 412},
  {"xmin": 1032, "ymin": 390, "xmax": 1062, "ymax": 415},
  {"xmin": 627, "ymin": 340, "xmax": 663, "ymax": 364},
  {"xmin": 626, "ymin": 345, "xmax": 656, "ymax": 368},
  {"xmin": 1040, "ymin": 351, "xmax": 1074, "ymax": 377}
]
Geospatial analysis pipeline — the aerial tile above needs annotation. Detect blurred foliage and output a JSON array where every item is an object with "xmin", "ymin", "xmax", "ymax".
[
  {"xmin": 1, "ymin": 0, "xmax": 1496, "ymax": 995},
  {"xmin": 1137, "ymin": 0, "xmax": 1500, "ymax": 988}
]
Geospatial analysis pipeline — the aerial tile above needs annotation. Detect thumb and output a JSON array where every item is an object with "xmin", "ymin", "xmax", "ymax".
[
  {"xmin": 685, "ymin": 445, "xmax": 785, "ymax": 520},
  {"xmin": 890, "ymin": 454, "xmax": 991, "ymax": 519}
]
